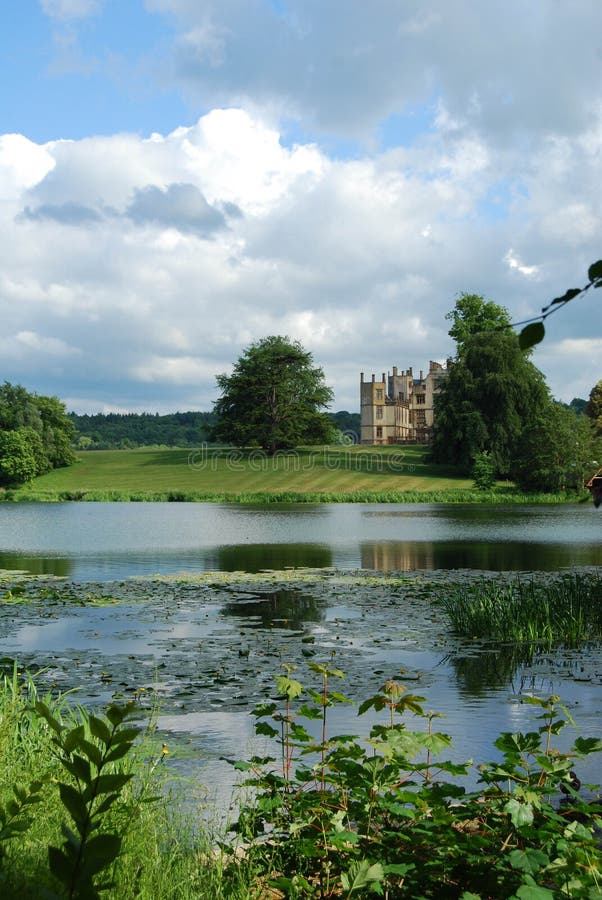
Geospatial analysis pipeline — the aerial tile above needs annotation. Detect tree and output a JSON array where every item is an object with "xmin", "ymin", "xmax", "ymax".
[
  {"xmin": 0, "ymin": 430, "xmax": 38, "ymax": 485},
  {"xmin": 445, "ymin": 292, "xmax": 511, "ymax": 354},
  {"xmin": 512, "ymin": 403, "xmax": 597, "ymax": 491},
  {"xmin": 0, "ymin": 382, "xmax": 76, "ymax": 485},
  {"xmin": 586, "ymin": 378, "xmax": 602, "ymax": 437},
  {"xmin": 432, "ymin": 296, "xmax": 550, "ymax": 475},
  {"xmin": 212, "ymin": 336, "xmax": 334, "ymax": 454}
]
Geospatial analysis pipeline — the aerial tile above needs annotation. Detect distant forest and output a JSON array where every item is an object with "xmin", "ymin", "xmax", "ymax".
[{"xmin": 69, "ymin": 410, "xmax": 361, "ymax": 448}]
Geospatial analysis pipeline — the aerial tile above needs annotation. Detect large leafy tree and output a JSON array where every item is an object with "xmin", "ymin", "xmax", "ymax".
[
  {"xmin": 0, "ymin": 382, "xmax": 76, "ymax": 486},
  {"xmin": 446, "ymin": 292, "xmax": 512, "ymax": 353},
  {"xmin": 511, "ymin": 403, "xmax": 598, "ymax": 491},
  {"xmin": 212, "ymin": 336, "xmax": 334, "ymax": 454},
  {"xmin": 586, "ymin": 378, "xmax": 602, "ymax": 436},
  {"xmin": 432, "ymin": 296, "xmax": 550, "ymax": 475}
]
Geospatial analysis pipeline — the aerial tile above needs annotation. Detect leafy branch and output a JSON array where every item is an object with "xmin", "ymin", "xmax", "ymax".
[{"xmin": 517, "ymin": 260, "xmax": 602, "ymax": 350}]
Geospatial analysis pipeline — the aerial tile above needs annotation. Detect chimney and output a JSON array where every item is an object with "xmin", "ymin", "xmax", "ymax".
[
  {"xmin": 372, "ymin": 374, "xmax": 375, "ymax": 383},
  {"xmin": 393, "ymin": 366, "xmax": 398, "ymax": 376},
  {"xmin": 360, "ymin": 372, "xmax": 364, "ymax": 382},
  {"xmin": 382, "ymin": 372, "xmax": 386, "ymax": 384}
]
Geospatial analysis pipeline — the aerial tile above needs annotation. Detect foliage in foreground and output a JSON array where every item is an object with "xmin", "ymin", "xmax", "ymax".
[
  {"xmin": 227, "ymin": 662, "xmax": 602, "ymax": 899},
  {"xmin": 0, "ymin": 666, "xmax": 228, "ymax": 899},
  {"xmin": 440, "ymin": 572, "xmax": 602, "ymax": 645},
  {"xmin": 1, "ymin": 658, "xmax": 601, "ymax": 898}
]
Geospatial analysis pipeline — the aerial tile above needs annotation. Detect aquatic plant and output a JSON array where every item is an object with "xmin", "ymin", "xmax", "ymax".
[{"xmin": 440, "ymin": 572, "xmax": 602, "ymax": 645}]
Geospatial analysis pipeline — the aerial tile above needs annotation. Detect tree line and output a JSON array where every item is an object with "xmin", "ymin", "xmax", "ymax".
[
  {"xmin": 0, "ymin": 289, "xmax": 599, "ymax": 492},
  {"xmin": 0, "ymin": 383, "xmax": 76, "ymax": 486}
]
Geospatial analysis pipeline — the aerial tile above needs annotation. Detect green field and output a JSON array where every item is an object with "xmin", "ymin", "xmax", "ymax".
[
  {"xmin": 6, "ymin": 444, "xmax": 474, "ymax": 500},
  {"xmin": 0, "ymin": 444, "xmax": 579, "ymax": 503}
]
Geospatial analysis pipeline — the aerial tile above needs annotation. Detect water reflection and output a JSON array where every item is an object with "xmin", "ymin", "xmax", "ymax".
[
  {"xmin": 0, "ymin": 552, "xmax": 72, "ymax": 577},
  {"xmin": 216, "ymin": 543, "xmax": 332, "ymax": 572},
  {"xmin": 361, "ymin": 540, "xmax": 602, "ymax": 572},
  {"xmin": 221, "ymin": 589, "xmax": 325, "ymax": 628}
]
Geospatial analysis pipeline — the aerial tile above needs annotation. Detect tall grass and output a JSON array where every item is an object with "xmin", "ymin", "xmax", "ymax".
[
  {"xmin": 440, "ymin": 572, "xmax": 602, "ymax": 645},
  {"xmin": 0, "ymin": 663, "xmax": 244, "ymax": 899},
  {"xmin": 3, "ymin": 487, "xmax": 582, "ymax": 504}
]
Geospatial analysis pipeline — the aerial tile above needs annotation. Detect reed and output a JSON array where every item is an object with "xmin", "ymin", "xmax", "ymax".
[
  {"xmin": 440, "ymin": 572, "xmax": 602, "ymax": 645},
  {"xmin": 2, "ymin": 487, "xmax": 580, "ymax": 504}
]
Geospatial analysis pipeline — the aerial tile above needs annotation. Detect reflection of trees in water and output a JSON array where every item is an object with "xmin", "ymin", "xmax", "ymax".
[
  {"xmin": 361, "ymin": 541, "xmax": 602, "ymax": 572},
  {"xmin": 221, "ymin": 589, "xmax": 325, "ymax": 629},
  {"xmin": 448, "ymin": 645, "xmax": 536, "ymax": 694},
  {"xmin": 448, "ymin": 643, "xmax": 593, "ymax": 695},
  {"xmin": 0, "ymin": 553, "xmax": 72, "ymax": 577},
  {"xmin": 216, "ymin": 543, "xmax": 332, "ymax": 573}
]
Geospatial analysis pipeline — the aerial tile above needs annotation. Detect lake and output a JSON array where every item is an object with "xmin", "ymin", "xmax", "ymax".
[
  {"xmin": 0, "ymin": 500, "xmax": 601, "ymax": 818},
  {"xmin": 0, "ymin": 500, "xmax": 601, "ymax": 580}
]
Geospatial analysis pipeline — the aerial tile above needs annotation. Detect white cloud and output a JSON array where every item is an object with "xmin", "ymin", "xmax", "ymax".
[
  {"xmin": 40, "ymin": 0, "xmax": 101, "ymax": 20},
  {"xmin": 147, "ymin": 0, "xmax": 602, "ymax": 143},
  {"xmin": 0, "ymin": 105, "xmax": 601, "ymax": 412},
  {"xmin": 504, "ymin": 249, "xmax": 540, "ymax": 279}
]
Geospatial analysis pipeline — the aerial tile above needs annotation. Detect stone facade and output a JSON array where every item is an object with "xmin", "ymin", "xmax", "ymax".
[{"xmin": 360, "ymin": 360, "xmax": 449, "ymax": 445}]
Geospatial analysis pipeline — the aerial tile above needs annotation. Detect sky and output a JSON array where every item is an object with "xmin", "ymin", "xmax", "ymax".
[{"xmin": 0, "ymin": 0, "xmax": 601, "ymax": 414}]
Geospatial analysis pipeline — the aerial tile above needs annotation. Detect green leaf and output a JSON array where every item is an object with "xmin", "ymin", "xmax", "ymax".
[
  {"xmin": 105, "ymin": 705, "xmax": 127, "ymax": 727},
  {"xmin": 275, "ymin": 675, "xmax": 303, "ymax": 700},
  {"xmin": 63, "ymin": 725, "xmax": 86, "ymax": 755},
  {"xmin": 103, "ymin": 743, "xmax": 133, "ymax": 764},
  {"xmin": 341, "ymin": 860, "xmax": 385, "ymax": 893},
  {"xmin": 504, "ymin": 798, "xmax": 534, "ymax": 828},
  {"xmin": 551, "ymin": 287, "xmax": 582, "ymax": 305},
  {"xmin": 587, "ymin": 260, "xmax": 602, "ymax": 282},
  {"xmin": 77, "ymin": 738, "xmax": 103, "ymax": 768},
  {"xmin": 80, "ymin": 833, "xmax": 121, "ymax": 875},
  {"xmin": 88, "ymin": 716, "xmax": 112, "ymax": 746},
  {"xmin": 82, "ymin": 773, "xmax": 132, "ymax": 800},
  {"xmin": 573, "ymin": 736, "xmax": 602, "ymax": 754},
  {"xmin": 111, "ymin": 727, "xmax": 140, "ymax": 745},
  {"xmin": 515, "ymin": 885, "xmax": 555, "ymax": 899},
  {"xmin": 62, "ymin": 756, "xmax": 92, "ymax": 784},
  {"xmin": 508, "ymin": 848, "xmax": 549, "ymax": 874},
  {"xmin": 48, "ymin": 846, "xmax": 73, "ymax": 885},
  {"xmin": 519, "ymin": 322, "xmax": 545, "ymax": 350},
  {"xmin": 254, "ymin": 722, "xmax": 279, "ymax": 738},
  {"xmin": 58, "ymin": 782, "xmax": 88, "ymax": 828}
]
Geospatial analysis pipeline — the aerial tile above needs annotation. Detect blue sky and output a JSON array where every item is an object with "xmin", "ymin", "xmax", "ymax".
[{"xmin": 0, "ymin": 0, "xmax": 601, "ymax": 412}]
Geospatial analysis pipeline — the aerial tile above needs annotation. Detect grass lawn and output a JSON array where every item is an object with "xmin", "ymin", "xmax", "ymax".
[{"xmin": 11, "ymin": 444, "xmax": 477, "ymax": 500}]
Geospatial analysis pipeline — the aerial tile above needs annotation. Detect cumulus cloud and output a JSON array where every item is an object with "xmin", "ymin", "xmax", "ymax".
[
  {"xmin": 147, "ymin": 0, "xmax": 602, "ymax": 143},
  {"xmin": 125, "ymin": 183, "xmax": 228, "ymax": 236},
  {"xmin": 0, "ymin": 106, "xmax": 600, "ymax": 412},
  {"xmin": 20, "ymin": 202, "xmax": 103, "ymax": 226}
]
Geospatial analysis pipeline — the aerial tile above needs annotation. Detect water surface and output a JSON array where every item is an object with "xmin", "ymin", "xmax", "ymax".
[{"xmin": 1, "ymin": 501, "xmax": 600, "ymax": 580}]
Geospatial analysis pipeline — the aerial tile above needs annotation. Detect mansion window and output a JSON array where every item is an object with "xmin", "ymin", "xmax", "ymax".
[
  {"xmin": 416, "ymin": 394, "xmax": 425, "ymax": 404},
  {"xmin": 376, "ymin": 426, "xmax": 383, "ymax": 438},
  {"xmin": 376, "ymin": 406, "xmax": 383, "ymax": 419},
  {"xmin": 376, "ymin": 389, "xmax": 383, "ymax": 400}
]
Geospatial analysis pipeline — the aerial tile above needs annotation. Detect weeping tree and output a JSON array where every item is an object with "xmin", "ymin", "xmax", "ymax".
[
  {"xmin": 432, "ymin": 294, "xmax": 552, "ymax": 476},
  {"xmin": 211, "ymin": 336, "xmax": 334, "ymax": 454}
]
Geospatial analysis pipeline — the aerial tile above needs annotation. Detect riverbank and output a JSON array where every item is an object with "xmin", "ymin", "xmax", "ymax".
[{"xmin": 0, "ymin": 445, "xmax": 589, "ymax": 503}]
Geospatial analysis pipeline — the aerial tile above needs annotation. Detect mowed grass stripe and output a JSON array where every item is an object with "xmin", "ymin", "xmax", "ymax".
[{"xmin": 15, "ymin": 445, "xmax": 474, "ymax": 497}]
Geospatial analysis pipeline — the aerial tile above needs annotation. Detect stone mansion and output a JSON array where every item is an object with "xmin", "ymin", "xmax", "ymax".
[{"xmin": 360, "ymin": 360, "xmax": 449, "ymax": 445}]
